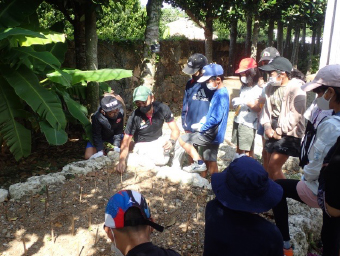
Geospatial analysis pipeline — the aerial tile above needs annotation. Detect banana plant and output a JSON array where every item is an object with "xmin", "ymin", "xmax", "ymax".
[{"xmin": 0, "ymin": 0, "xmax": 132, "ymax": 161}]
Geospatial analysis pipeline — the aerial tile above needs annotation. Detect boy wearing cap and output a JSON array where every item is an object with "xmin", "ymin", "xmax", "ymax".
[
  {"xmin": 104, "ymin": 190, "xmax": 180, "ymax": 256},
  {"xmin": 257, "ymin": 47, "xmax": 280, "ymax": 170},
  {"xmin": 85, "ymin": 96, "xmax": 124, "ymax": 159},
  {"xmin": 174, "ymin": 53, "xmax": 217, "ymax": 172},
  {"xmin": 204, "ymin": 155, "xmax": 283, "ymax": 256},
  {"xmin": 259, "ymin": 57, "xmax": 306, "ymax": 180},
  {"xmin": 179, "ymin": 63, "xmax": 229, "ymax": 174},
  {"xmin": 117, "ymin": 86, "xmax": 180, "ymax": 173},
  {"xmin": 232, "ymin": 58, "xmax": 262, "ymax": 158}
]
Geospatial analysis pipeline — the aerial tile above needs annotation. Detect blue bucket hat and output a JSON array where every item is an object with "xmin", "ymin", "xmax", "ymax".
[{"xmin": 211, "ymin": 156, "xmax": 283, "ymax": 213}]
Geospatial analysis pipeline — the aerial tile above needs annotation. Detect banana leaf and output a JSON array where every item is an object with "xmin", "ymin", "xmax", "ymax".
[
  {"xmin": 0, "ymin": 0, "xmax": 42, "ymax": 29},
  {"xmin": 0, "ymin": 27, "xmax": 45, "ymax": 41},
  {"xmin": 39, "ymin": 121, "xmax": 68, "ymax": 145},
  {"xmin": 2, "ymin": 65, "xmax": 67, "ymax": 130},
  {"xmin": 47, "ymin": 68, "xmax": 133, "ymax": 86},
  {"xmin": 0, "ymin": 77, "xmax": 31, "ymax": 160}
]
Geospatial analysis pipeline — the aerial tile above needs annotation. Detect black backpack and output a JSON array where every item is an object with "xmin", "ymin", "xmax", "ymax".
[{"xmin": 299, "ymin": 116, "xmax": 327, "ymax": 168}]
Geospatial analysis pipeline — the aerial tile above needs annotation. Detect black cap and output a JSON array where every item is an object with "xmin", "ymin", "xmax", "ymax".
[
  {"xmin": 259, "ymin": 56, "xmax": 293, "ymax": 74},
  {"xmin": 100, "ymin": 96, "xmax": 121, "ymax": 112},
  {"xmin": 259, "ymin": 47, "xmax": 280, "ymax": 63},
  {"xmin": 182, "ymin": 53, "xmax": 208, "ymax": 75}
]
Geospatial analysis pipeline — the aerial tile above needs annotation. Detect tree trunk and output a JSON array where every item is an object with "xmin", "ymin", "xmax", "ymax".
[
  {"xmin": 301, "ymin": 23, "xmax": 306, "ymax": 50},
  {"xmin": 204, "ymin": 18, "xmax": 213, "ymax": 62},
  {"xmin": 268, "ymin": 18, "xmax": 274, "ymax": 46},
  {"xmin": 73, "ymin": 2, "xmax": 86, "ymax": 70},
  {"xmin": 245, "ymin": 13, "xmax": 252, "ymax": 57},
  {"xmin": 251, "ymin": 13, "xmax": 260, "ymax": 59},
  {"xmin": 85, "ymin": 4, "xmax": 99, "ymax": 115},
  {"xmin": 276, "ymin": 19, "xmax": 284, "ymax": 55},
  {"xmin": 141, "ymin": 0, "xmax": 162, "ymax": 90},
  {"xmin": 227, "ymin": 18, "xmax": 238, "ymax": 76},
  {"xmin": 284, "ymin": 22, "xmax": 292, "ymax": 58},
  {"xmin": 291, "ymin": 24, "xmax": 301, "ymax": 68},
  {"xmin": 316, "ymin": 24, "xmax": 322, "ymax": 55},
  {"xmin": 306, "ymin": 29, "xmax": 316, "ymax": 74}
]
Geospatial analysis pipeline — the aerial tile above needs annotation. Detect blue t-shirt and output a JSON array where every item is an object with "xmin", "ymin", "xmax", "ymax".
[
  {"xmin": 200, "ymin": 87, "xmax": 229, "ymax": 144},
  {"xmin": 181, "ymin": 79, "xmax": 215, "ymax": 132}
]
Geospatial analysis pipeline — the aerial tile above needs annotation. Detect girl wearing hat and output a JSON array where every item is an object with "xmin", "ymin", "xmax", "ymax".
[
  {"xmin": 84, "ymin": 96, "xmax": 124, "ymax": 159},
  {"xmin": 259, "ymin": 57, "xmax": 306, "ymax": 181},
  {"xmin": 232, "ymin": 58, "xmax": 263, "ymax": 158},
  {"xmin": 273, "ymin": 64, "xmax": 340, "ymax": 256}
]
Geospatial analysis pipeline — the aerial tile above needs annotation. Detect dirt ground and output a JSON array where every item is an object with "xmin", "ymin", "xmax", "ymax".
[{"xmin": 0, "ymin": 164, "xmax": 215, "ymax": 256}]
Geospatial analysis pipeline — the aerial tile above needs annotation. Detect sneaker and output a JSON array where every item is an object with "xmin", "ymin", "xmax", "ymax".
[
  {"xmin": 283, "ymin": 247, "xmax": 293, "ymax": 256},
  {"xmin": 183, "ymin": 161, "xmax": 207, "ymax": 173}
]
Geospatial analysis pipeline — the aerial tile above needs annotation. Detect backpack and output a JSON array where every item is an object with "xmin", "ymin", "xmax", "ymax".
[{"xmin": 299, "ymin": 116, "xmax": 327, "ymax": 168}]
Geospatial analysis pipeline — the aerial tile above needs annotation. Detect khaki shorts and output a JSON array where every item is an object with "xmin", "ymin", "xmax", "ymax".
[{"xmin": 231, "ymin": 122, "xmax": 256, "ymax": 151}]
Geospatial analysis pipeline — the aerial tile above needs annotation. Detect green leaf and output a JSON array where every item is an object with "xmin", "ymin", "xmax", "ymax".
[
  {"xmin": 19, "ymin": 32, "xmax": 66, "ymax": 46},
  {"xmin": 47, "ymin": 68, "xmax": 133, "ymax": 85},
  {"xmin": 0, "ymin": 76, "xmax": 31, "ymax": 160},
  {"xmin": 39, "ymin": 121, "xmax": 68, "ymax": 145},
  {"xmin": 0, "ymin": 27, "xmax": 46, "ymax": 41},
  {"xmin": 2, "ymin": 65, "xmax": 67, "ymax": 130},
  {"xmin": 13, "ymin": 47, "xmax": 71, "ymax": 86},
  {"xmin": 56, "ymin": 89, "xmax": 92, "ymax": 141},
  {"xmin": 0, "ymin": 0, "xmax": 42, "ymax": 28}
]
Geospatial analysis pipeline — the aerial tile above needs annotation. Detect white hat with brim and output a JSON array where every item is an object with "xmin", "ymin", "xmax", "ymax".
[{"xmin": 301, "ymin": 64, "xmax": 340, "ymax": 92}]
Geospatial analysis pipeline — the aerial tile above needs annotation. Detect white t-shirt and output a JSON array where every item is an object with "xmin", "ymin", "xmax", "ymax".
[{"xmin": 234, "ymin": 85, "xmax": 263, "ymax": 129}]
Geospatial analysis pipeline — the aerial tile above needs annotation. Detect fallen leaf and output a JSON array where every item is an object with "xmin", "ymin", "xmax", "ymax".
[
  {"xmin": 9, "ymin": 217, "xmax": 18, "ymax": 221},
  {"xmin": 165, "ymin": 216, "xmax": 176, "ymax": 228}
]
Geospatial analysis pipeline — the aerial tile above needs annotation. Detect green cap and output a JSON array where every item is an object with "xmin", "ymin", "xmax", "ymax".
[{"xmin": 133, "ymin": 86, "xmax": 152, "ymax": 102}]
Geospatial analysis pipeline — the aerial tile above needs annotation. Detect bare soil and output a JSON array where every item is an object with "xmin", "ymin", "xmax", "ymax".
[{"xmin": 0, "ymin": 162, "xmax": 214, "ymax": 256}]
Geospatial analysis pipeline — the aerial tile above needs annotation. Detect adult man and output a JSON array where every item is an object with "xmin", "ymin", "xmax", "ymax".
[
  {"xmin": 179, "ymin": 64, "xmax": 229, "ymax": 175},
  {"xmin": 204, "ymin": 155, "xmax": 284, "ymax": 256},
  {"xmin": 85, "ymin": 96, "xmax": 124, "ymax": 159},
  {"xmin": 104, "ymin": 190, "xmax": 180, "ymax": 256},
  {"xmin": 116, "ymin": 86, "xmax": 179, "ymax": 173}
]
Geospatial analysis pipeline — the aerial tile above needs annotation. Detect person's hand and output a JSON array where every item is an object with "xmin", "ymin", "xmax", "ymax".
[
  {"xmin": 191, "ymin": 122, "xmax": 202, "ymax": 131},
  {"xmin": 264, "ymin": 128, "xmax": 275, "ymax": 139},
  {"xmin": 273, "ymin": 131, "xmax": 282, "ymax": 140},
  {"xmin": 163, "ymin": 140, "xmax": 173, "ymax": 150},
  {"xmin": 116, "ymin": 160, "xmax": 126, "ymax": 173},
  {"xmin": 89, "ymin": 150, "xmax": 104, "ymax": 159},
  {"xmin": 232, "ymin": 97, "xmax": 244, "ymax": 108}
]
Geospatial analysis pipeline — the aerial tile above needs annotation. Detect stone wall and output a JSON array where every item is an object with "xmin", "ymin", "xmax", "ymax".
[{"xmin": 63, "ymin": 39, "xmax": 259, "ymax": 115}]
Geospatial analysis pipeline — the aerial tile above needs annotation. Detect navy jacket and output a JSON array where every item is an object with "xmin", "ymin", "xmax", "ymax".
[
  {"xmin": 91, "ymin": 108, "xmax": 124, "ymax": 151},
  {"xmin": 181, "ymin": 78, "xmax": 215, "ymax": 132}
]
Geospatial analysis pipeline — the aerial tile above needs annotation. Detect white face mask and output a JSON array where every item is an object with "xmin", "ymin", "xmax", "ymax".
[
  {"xmin": 316, "ymin": 89, "xmax": 332, "ymax": 110},
  {"xmin": 207, "ymin": 81, "xmax": 218, "ymax": 91},
  {"xmin": 240, "ymin": 76, "xmax": 248, "ymax": 84},
  {"xmin": 269, "ymin": 74, "xmax": 282, "ymax": 86},
  {"xmin": 110, "ymin": 229, "xmax": 124, "ymax": 256}
]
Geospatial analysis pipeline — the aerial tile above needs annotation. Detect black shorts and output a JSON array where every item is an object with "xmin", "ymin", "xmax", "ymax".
[
  {"xmin": 180, "ymin": 132, "xmax": 219, "ymax": 162},
  {"xmin": 265, "ymin": 136, "xmax": 301, "ymax": 157}
]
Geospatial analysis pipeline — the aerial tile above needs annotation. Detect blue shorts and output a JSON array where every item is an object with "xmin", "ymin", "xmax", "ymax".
[
  {"xmin": 86, "ymin": 138, "xmax": 114, "ymax": 149},
  {"xmin": 257, "ymin": 124, "xmax": 264, "ymax": 136}
]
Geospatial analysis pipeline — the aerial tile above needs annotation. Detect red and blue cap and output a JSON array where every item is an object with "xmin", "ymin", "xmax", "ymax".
[{"xmin": 105, "ymin": 190, "xmax": 164, "ymax": 232}]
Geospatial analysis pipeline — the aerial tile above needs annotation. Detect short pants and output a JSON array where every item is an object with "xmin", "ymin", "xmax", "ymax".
[
  {"xmin": 265, "ymin": 135, "xmax": 301, "ymax": 157},
  {"xmin": 180, "ymin": 132, "xmax": 219, "ymax": 162},
  {"xmin": 231, "ymin": 122, "xmax": 256, "ymax": 151},
  {"xmin": 86, "ymin": 138, "xmax": 114, "ymax": 149}
]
